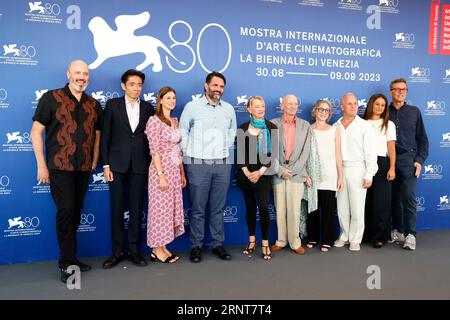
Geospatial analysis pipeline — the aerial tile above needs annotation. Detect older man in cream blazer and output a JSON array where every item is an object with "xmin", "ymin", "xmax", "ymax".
[{"xmin": 270, "ymin": 94, "xmax": 311, "ymax": 255}]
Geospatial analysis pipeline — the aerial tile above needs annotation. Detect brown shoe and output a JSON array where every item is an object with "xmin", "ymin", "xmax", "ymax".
[
  {"xmin": 294, "ymin": 246, "xmax": 305, "ymax": 254},
  {"xmin": 270, "ymin": 244, "xmax": 284, "ymax": 252}
]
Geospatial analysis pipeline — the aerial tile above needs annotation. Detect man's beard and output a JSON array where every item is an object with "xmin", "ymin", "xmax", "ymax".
[
  {"xmin": 207, "ymin": 91, "xmax": 221, "ymax": 103},
  {"xmin": 70, "ymin": 79, "xmax": 87, "ymax": 93}
]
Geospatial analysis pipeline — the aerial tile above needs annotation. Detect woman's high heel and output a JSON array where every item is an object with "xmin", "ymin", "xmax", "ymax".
[
  {"xmin": 242, "ymin": 241, "xmax": 256, "ymax": 255},
  {"xmin": 151, "ymin": 252, "xmax": 178, "ymax": 263},
  {"xmin": 261, "ymin": 245, "xmax": 272, "ymax": 260}
]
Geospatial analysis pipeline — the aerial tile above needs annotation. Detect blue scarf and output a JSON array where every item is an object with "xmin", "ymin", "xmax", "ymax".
[{"xmin": 250, "ymin": 117, "xmax": 271, "ymax": 154}]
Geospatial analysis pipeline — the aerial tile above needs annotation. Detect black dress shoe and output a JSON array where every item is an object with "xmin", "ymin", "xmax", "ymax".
[
  {"xmin": 129, "ymin": 253, "xmax": 148, "ymax": 266},
  {"xmin": 102, "ymin": 253, "xmax": 126, "ymax": 269},
  {"xmin": 74, "ymin": 259, "xmax": 92, "ymax": 272},
  {"xmin": 373, "ymin": 240, "xmax": 384, "ymax": 248},
  {"xmin": 212, "ymin": 245, "xmax": 232, "ymax": 260},
  {"xmin": 190, "ymin": 247, "xmax": 202, "ymax": 263}
]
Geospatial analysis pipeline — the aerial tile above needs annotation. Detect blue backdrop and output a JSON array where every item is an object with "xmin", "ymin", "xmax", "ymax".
[{"xmin": 1, "ymin": 0, "xmax": 449, "ymax": 264}]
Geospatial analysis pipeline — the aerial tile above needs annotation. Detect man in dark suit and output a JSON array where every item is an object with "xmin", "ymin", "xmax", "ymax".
[{"xmin": 101, "ymin": 69, "xmax": 154, "ymax": 268}]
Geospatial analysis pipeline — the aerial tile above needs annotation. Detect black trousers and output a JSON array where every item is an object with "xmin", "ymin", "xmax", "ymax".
[
  {"xmin": 108, "ymin": 169, "xmax": 147, "ymax": 255},
  {"xmin": 49, "ymin": 170, "xmax": 90, "ymax": 269},
  {"xmin": 364, "ymin": 156, "xmax": 392, "ymax": 243},
  {"xmin": 306, "ymin": 190, "xmax": 337, "ymax": 246},
  {"xmin": 241, "ymin": 188, "xmax": 271, "ymax": 240}
]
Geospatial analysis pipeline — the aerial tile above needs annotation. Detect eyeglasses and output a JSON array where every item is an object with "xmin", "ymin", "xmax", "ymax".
[
  {"xmin": 391, "ymin": 88, "xmax": 408, "ymax": 92},
  {"xmin": 317, "ymin": 107, "xmax": 330, "ymax": 114}
]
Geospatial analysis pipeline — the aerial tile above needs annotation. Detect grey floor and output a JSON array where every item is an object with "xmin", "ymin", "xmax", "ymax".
[{"xmin": 1, "ymin": 229, "xmax": 450, "ymax": 300}]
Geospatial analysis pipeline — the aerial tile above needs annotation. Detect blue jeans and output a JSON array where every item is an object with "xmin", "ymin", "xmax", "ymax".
[
  {"xmin": 391, "ymin": 152, "xmax": 417, "ymax": 236},
  {"xmin": 186, "ymin": 158, "xmax": 232, "ymax": 248}
]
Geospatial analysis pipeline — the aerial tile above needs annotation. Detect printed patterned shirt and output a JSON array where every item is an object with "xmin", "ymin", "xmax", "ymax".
[{"xmin": 32, "ymin": 84, "xmax": 103, "ymax": 171}]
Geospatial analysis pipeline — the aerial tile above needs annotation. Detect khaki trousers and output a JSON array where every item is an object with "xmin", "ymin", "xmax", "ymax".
[{"xmin": 273, "ymin": 180, "xmax": 304, "ymax": 250}]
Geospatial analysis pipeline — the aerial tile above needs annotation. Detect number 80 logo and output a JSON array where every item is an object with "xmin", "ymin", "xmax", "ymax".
[
  {"xmin": 24, "ymin": 217, "xmax": 40, "ymax": 228},
  {"xmin": 80, "ymin": 213, "xmax": 95, "ymax": 225},
  {"xmin": 19, "ymin": 46, "xmax": 36, "ymax": 58},
  {"xmin": 166, "ymin": 21, "xmax": 232, "ymax": 74},
  {"xmin": 416, "ymin": 197, "xmax": 425, "ymax": 206},
  {"xmin": 223, "ymin": 206, "xmax": 237, "ymax": 217}
]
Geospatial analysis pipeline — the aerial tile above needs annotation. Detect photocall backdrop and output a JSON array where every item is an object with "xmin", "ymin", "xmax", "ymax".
[{"xmin": 1, "ymin": 0, "xmax": 449, "ymax": 264}]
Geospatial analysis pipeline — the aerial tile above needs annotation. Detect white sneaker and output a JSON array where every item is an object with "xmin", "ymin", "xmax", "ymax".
[
  {"xmin": 389, "ymin": 229, "xmax": 405, "ymax": 244},
  {"xmin": 403, "ymin": 234, "xmax": 416, "ymax": 250},
  {"xmin": 349, "ymin": 243, "xmax": 360, "ymax": 251},
  {"xmin": 333, "ymin": 239, "xmax": 346, "ymax": 248}
]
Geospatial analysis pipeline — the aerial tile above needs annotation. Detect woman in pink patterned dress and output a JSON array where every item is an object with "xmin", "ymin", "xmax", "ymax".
[{"xmin": 145, "ymin": 86, "xmax": 186, "ymax": 263}]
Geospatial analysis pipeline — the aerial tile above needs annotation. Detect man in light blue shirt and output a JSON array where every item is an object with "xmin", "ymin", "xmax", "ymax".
[{"xmin": 179, "ymin": 71, "xmax": 237, "ymax": 263}]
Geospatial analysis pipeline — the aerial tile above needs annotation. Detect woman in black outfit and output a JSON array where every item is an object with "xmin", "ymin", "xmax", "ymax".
[
  {"xmin": 236, "ymin": 96, "xmax": 277, "ymax": 260},
  {"xmin": 363, "ymin": 93, "xmax": 396, "ymax": 248}
]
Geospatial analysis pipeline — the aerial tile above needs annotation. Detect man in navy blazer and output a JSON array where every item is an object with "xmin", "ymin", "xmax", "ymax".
[{"xmin": 100, "ymin": 69, "xmax": 154, "ymax": 268}]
